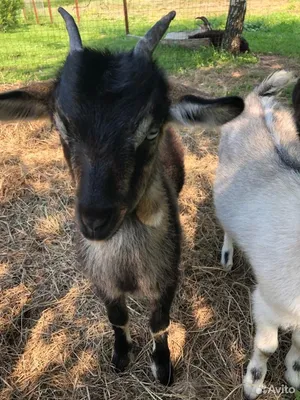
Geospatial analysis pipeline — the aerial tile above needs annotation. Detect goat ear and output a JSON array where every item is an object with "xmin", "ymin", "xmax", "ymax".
[
  {"xmin": 0, "ymin": 80, "xmax": 55, "ymax": 121},
  {"xmin": 169, "ymin": 94, "xmax": 244, "ymax": 126}
]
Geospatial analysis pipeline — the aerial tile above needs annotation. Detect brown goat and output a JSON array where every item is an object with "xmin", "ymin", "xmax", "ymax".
[
  {"xmin": 0, "ymin": 8, "xmax": 244, "ymax": 385},
  {"xmin": 189, "ymin": 16, "xmax": 250, "ymax": 53}
]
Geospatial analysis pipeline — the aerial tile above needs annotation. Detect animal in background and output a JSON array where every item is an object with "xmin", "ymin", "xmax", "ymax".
[{"xmin": 189, "ymin": 16, "xmax": 250, "ymax": 53}]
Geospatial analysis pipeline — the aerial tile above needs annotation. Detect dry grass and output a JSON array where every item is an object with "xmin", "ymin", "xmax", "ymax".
[{"xmin": 0, "ymin": 56, "xmax": 298, "ymax": 400}]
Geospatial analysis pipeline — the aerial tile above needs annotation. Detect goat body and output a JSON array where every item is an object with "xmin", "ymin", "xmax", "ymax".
[
  {"xmin": 78, "ymin": 127, "xmax": 183, "ymax": 302},
  {"xmin": 0, "ymin": 8, "xmax": 244, "ymax": 386},
  {"xmin": 214, "ymin": 70, "xmax": 300, "ymax": 398}
]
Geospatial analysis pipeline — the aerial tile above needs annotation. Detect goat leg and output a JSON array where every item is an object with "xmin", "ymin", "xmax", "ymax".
[
  {"xmin": 285, "ymin": 330, "xmax": 300, "ymax": 389},
  {"xmin": 104, "ymin": 295, "xmax": 132, "ymax": 372},
  {"xmin": 243, "ymin": 288, "xmax": 279, "ymax": 399},
  {"xmin": 149, "ymin": 284, "xmax": 176, "ymax": 385}
]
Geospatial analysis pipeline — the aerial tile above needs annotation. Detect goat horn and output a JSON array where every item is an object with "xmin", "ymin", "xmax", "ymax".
[
  {"xmin": 134, "ymin": 11, "xmax": 176, "ymax": 58},
  {"xmin": 195, "ymin": 16, "xmax": 212, "ymax": 30},
  {"xmin": 58, "ymin": 7, "xmax": 83, "ymax": 53}
]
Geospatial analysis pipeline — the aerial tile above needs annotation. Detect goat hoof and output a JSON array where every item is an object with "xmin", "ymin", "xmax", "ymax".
[
  {"xmin": 243, "ymin": 380, "xmax": 264, "ymax": 400},
  {"xmin": 221, "ymin": 250, "xmax": 233, "ymax": 272},
  {"xmin": 112, "ymin": 351, "xmax": 130, "ymax": 372},
  {"xmin": 151, "ymin": 355, "xmax": 174, "ymax": 385},
  {"xmin": 284, "ymin": 368, "xmax": 300, "ymax": 390}
]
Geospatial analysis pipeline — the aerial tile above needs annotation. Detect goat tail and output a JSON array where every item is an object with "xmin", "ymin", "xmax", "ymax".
[
  {"xmin": 260, "ymin": 71, "xmax": 300, "ymax": 172},
  {"xmin": 255, "ymin": 70, "xmax": 297, "ymax": 97}
]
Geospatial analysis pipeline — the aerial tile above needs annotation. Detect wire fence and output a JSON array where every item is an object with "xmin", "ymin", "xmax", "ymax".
[{"xmin": 0, "ymin": 0, "xmax": 289, "ymax": 84}]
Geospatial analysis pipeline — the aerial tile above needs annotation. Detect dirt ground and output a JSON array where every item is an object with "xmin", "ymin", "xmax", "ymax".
[{"xmin": 0, "ymin": 55, "xmax": 299, "ymax": 400}]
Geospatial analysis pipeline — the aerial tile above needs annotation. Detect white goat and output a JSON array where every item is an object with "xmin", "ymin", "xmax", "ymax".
[{"xmin": 214, "ymin": 70, "xmax": 300, "ymax": 399}]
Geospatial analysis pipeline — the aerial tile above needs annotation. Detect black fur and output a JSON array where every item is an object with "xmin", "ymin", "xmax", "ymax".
[
  {"xmin": 224, "ymin": 251, "xmax": 229, "ymax": 265},
  {"xmin": 105, "ymin": 297, "xmax": 132, "ymax": 371},
  {"xmin": 293, "ymin": 361, "xmax": 300, "ymax": 372},
  {"xmin": 251, "ymin": 368, "xmax": 262, "ymax": 382},
  {"xmin": 292, "ymin": 78, "xmax": 300, "ymax": 133},
  {"xmin": 53, "ymin": 49, "xmax": 171, "ymax": 240},
  {"xmin": 275, "ymin": 146, "xmax": 300, "ymax": 174},
  {"xmin": 152, "ymin": 333, "xmax": 174, "ymax": 385},
  {"xmin": 112, "ymin": 326, "xmax": 132, "ymax": 372}
]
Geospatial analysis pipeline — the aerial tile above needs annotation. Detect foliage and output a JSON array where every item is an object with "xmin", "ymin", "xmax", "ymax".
[
  {"xmin": 0, "ymin": 0, "xmax": 23, "ymax": 31},
  {"xmin": 1, "ymin": 10, "xmax": 300, "ymax": 83},
  {"xmin": 244, "ymin": 21, "xmax": 269, "ymax": 32}
]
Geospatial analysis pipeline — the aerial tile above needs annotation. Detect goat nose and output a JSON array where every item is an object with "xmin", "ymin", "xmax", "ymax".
[{"xmin": 80, "ymin": 212, "xmax": 111, "ymax": 233}]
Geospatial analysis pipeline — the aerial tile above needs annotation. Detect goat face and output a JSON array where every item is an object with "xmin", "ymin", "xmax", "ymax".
[
  {"xmin": 55, "ymin": 50, "xmax": 170, "ymax": 240},
  {"xmin": 0, "ymin": 8, "xmax": 245, "ymax": 241}
]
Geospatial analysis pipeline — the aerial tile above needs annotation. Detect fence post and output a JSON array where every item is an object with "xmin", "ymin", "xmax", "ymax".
[
  {"xmin": 75, "ymin": 0, "xmax": 80, "ymax": 23},
  {"xmin": 32, "ymin": 0, "xmax": 40, "ymax": 24},
  {"xmin": 123, "ymin": 0, "xmax": 130, "ymax": 35},
  {"xmin": 47, "ymin": 0, "xmax": 53, "ymax": 23}
]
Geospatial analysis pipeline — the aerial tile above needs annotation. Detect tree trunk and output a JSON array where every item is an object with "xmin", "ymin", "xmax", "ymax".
[{"xmin": 222, "ymin": 0, "xmax": 247, "ymax": 54}]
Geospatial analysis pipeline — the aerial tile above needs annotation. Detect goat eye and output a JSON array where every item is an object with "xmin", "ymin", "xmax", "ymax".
[{"xmin": 146, "ymin": 131, "xmax": 158, "ymax": 141}]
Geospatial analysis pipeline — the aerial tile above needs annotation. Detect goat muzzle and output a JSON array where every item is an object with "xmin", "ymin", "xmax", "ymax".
[{"xmin": 78, "ymin": 205, "xmax": 126, "ymax": 241}]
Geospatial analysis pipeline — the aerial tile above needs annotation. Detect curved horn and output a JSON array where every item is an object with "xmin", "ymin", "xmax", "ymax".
[
  {"xmin": 134, "ymin": 11, "xmax": 176, "ymax": 58},
  {"xmin": 58, "ymin": 7, "xmax": 83, "ymax": 53},
  {"xmin": 195, "ymin": 16, "xmax": 212, "ymax": 31}
]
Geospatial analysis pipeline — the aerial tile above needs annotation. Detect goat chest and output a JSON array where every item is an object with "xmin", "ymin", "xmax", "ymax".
[{"xmin": 76, "ymin": 215, "xmax": 180, "ymax": 300}]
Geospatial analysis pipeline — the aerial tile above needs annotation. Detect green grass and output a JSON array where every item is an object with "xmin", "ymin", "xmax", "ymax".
[{"xmin": 1, "ymin": 8, "xmax": 300, "ymax": 84}]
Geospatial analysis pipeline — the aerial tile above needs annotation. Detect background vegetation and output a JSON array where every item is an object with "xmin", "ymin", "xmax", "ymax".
[{"xmin": 0, "ymin": 0, "xmax": 299, "ymax": 83}]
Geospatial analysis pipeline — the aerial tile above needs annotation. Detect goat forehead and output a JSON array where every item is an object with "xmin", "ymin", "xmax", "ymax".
[
  {"xmin": 57, "ymin": 49, "xmax": 169, "ymax": 119},
  {"xmin": 59, "ymin": 49, "xmax": 166, "ymax": 98}
]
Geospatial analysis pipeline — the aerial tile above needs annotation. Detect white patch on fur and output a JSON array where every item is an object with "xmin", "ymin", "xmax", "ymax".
[
  {"xmin": 152, "ymin": 338, "xmax": 156, "ymax": 352},
  {"xmin": 114, "ymin": 323, "xmax": 132, "ymax": 343},
  {"xmin": 151, "ymin": 362, "xmax": 158, "ymax": 379},
  {"xmin": 54, "ymin": 112, "xmax": 68, "ymax": 141},
  {"xmin": 170, "ymin": 102, "xmax": 202, "ymax": 125},
  {"xmin": 151, "ymin": 326, "xmax": 169, "ymax": 339},
  {"xmin": 123, "ymin": 323, "xmax": 132, "ymax": 344},
  {"xmin": 146, "ymin": 208, "xmax": 164, "ymax": 227},
  {"xmin": 134, "ymin": 117, "xmax": 153, "ymax": 148}
]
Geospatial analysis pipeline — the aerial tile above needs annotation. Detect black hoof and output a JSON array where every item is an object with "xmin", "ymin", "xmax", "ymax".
[
  {"xmin": 158, "ymin": 363, "xmax": 174, "ymax": 386},
  {"xmin": 152, "ymin": 352, "xmax": 174, "ymax": 385},
  {"xmin": 112, "ymin": 351, "xmax": 130, "ymax": 372}
]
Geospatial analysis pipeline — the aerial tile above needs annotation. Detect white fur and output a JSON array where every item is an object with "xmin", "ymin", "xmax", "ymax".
[
  {"xmin": 117, "ymin": 323, "xmax": 132, "ymax": 344},
  {"xmin": 170, "ymin": 102, "xmax": 203, "ymax": 125},
  {"xmin": 151, "ymin": 362, "xmax": 158, "ymax": 379},
  {"xmin": 213, "ymin": 70, "xmax": 300, "ymax": 398},
  {"xmin": 134, "ymin": 116, "xmax": 153, "ymax": 147},
  {"xmin": 54, "ymin": 113, "xmax": 68, "ymax": 141}
]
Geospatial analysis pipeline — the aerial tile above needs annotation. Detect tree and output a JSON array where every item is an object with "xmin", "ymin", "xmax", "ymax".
[
  {"xmin": 222, "ymin": 0, "xmax": 247, "ymax": 54},
  {"xmin": 0, "ymin": 0, "xmax": 23, "ymax": 31}
]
